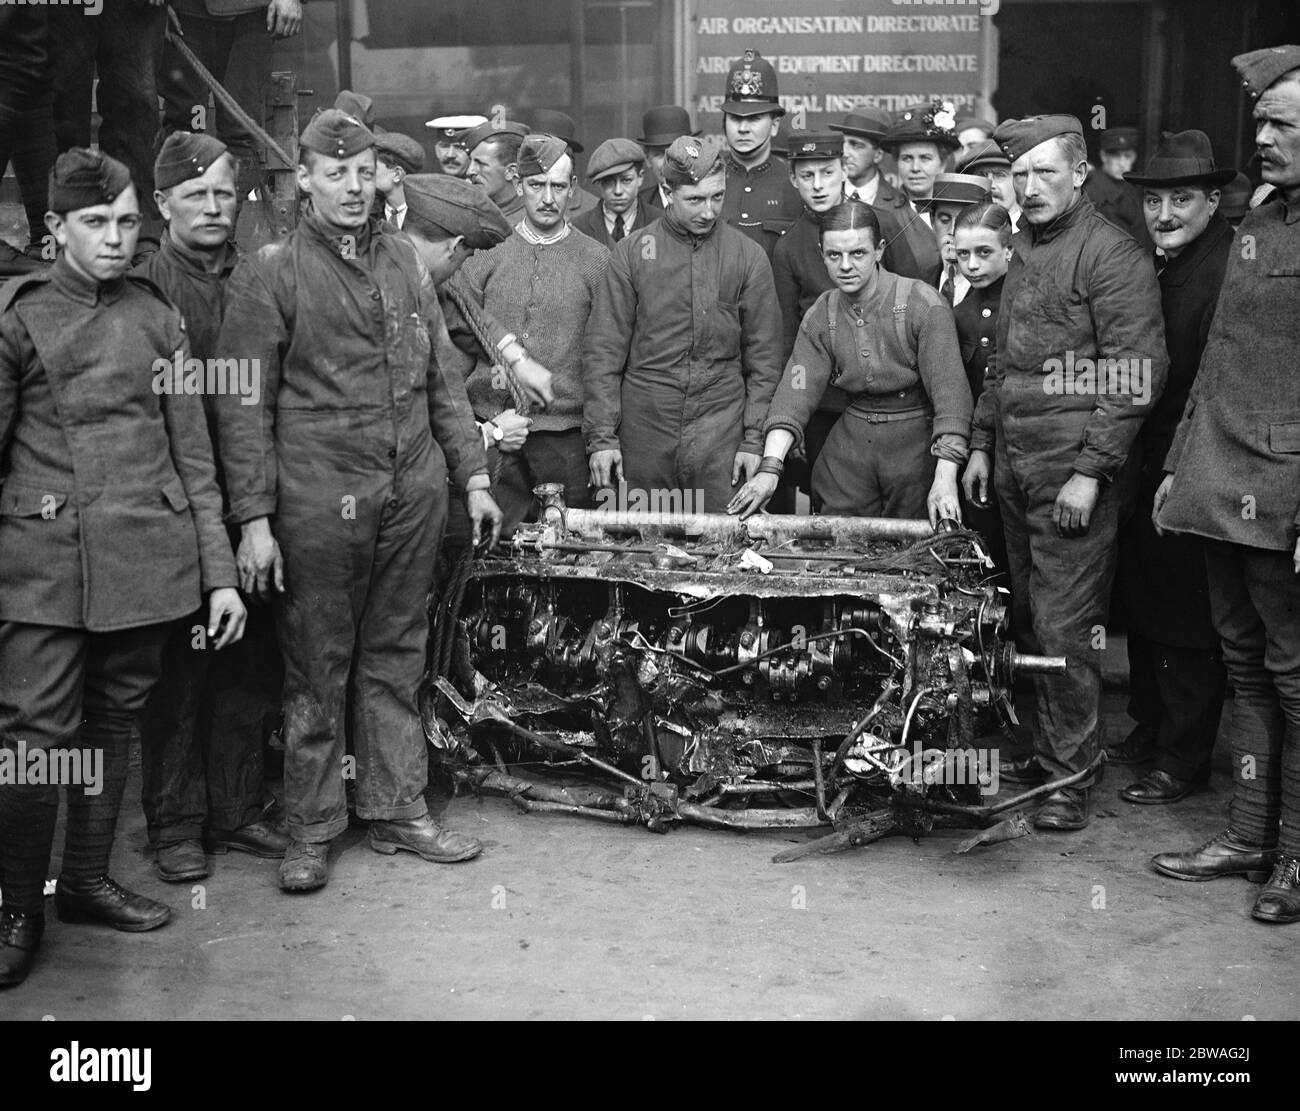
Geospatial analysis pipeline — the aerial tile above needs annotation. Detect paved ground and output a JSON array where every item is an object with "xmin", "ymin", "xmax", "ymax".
[{"xmin": 6, "ymin": 683, "xmax": 1297, "ymax": 1022}]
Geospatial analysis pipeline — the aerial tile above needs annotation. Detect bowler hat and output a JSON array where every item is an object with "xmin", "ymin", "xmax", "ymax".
[
  {"xmin": 520, "ymin": 109, "xmax": 584, "ymax": 153},
  {"xmin": 639, "ymin": 105, "xmax": 699, "ymax": 147},
  {"xmin": 1124, "ymin": 130, "xmax": 1236, "ymax": 188}
]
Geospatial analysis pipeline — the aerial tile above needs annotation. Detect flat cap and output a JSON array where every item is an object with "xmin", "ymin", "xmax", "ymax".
[
  {"xmin": 515, "ymin": 133, "xmax": 570, "ymax": 178},
  {"xmin": 520, "ymin": 109, "xmax": 583, "ymax": 153},
  {"xmin": 49, "ymin": 147, "xmax": 133, "ymax": 213},
  {"xmin": 956, "ymin": 116, "xmax": 996, "ymax": 136},
  {"xmin": 993, "ymin": 114, "xmax": 1083, "ymax": 163},
  {"xmin": 333, "ymin": 90, "xmax": 376, "ymax": 128},
  {"xmin": 639, "ymin": 105, "xmax": 698, "ymax": 147},
  {"xmin": 883, "ymin": 99, "xmax": 961, "ymax": 152},
  {"xmin": 1099, "ymin": 126, "xmax": 1138, "ymax": 152},
  {"xmin": 426, "ymin": 113, "xmax": 488, "ymax": 143},
  {"xmin": 828, "ymin": 109, "xmax": 892, "ymax": 142},
  {"xmin": 300, "ymin": 108, "xmax": 375, "ymax": 160},
  {"xmin": 932, "ymin": 172, "xmax": 992, "ymax": 207},
  {"xmin": 661, "ymin": 135, "xmax": 724, "ymax": 187},
  {"xmin": 1232, "ymin": 44, "xmax": 1300, "ymax": 98},
  {"xmin": 155, "ymin": 131, "xmax": 229, "ymax": 191},
  {"xmin": 782, "ymin": 131, "xmax": 845, "ymax": 162},
  {"xmin": 374, "ymin": 129, "xmax": 426, "ymax": 174},
  {"xmin": 587, "ymin": 137, "xmax": 645, "ymax": 182},
  {"xmin": 403, "ymin": 174, "xmax": 511, "ymax": 249},
  {"xmin": 957, "ymin": 138, "xmax": 1011, "ymax": 173},
  {"xmin": 460, "ymin": 119, "xmax": 530, "ymax": 156}
]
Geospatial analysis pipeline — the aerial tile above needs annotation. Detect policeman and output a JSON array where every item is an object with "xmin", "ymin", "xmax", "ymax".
[
  {"xmin": 214, "ymin": 109, "xmax": 501, "ymax": 893},
  {"xmin": 426, "ymin": 114, "xmax": 487, "ymax": 178},
  {"xmin": 718, "ymin": 49, "xmax": 803, "ymax": 260},
  {"xmin": 135, "ymin": 132, "xmax": 289, "ymax": 883},
  {"xmin": 0, "ymin": 150, "xmax": 244, "ymax": 986}
]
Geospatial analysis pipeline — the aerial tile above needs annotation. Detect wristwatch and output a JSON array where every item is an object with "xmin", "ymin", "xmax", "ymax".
[{"xmin": 484, "ymin": 420, "xmax": 504, "ymax": 444}]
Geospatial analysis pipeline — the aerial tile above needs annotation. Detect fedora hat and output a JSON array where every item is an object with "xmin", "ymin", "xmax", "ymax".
[{"xmin": 1124, "ymin": 130, "xmax": 1236, "ymax": 188}]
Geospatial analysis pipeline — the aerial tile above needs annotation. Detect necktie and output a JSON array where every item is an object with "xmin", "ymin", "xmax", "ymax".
[
  {"xmin": 941, "ymin": 265, "xmax": 956, "ymax": 306},
  {"xmin": 612, "ymin": 213, "xmax": 626, "ymax": 242}
]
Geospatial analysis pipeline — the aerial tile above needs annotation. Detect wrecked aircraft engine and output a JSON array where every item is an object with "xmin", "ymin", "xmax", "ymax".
[{"xmin": 424, "ymin": 486, "xmax": 1085, "ymax": 858}]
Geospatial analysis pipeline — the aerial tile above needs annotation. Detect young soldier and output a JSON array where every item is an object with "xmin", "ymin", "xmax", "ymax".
[{"xmin": 0, "ymin": 149, "xmax": 244, "ymax": 986}]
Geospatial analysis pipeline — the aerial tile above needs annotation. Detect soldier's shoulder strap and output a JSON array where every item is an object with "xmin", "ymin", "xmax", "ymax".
[{"xmin": 0, "ymin": 271, "xmax": 52, "ymax": 315}]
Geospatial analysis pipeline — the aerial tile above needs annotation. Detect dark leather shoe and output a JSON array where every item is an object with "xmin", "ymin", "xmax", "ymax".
[
  {"xmin": 369, "ymin": 815, "xmax": 483, "ymax": 863},
  {"xmin": 54, "ymin": 876, "xmax": 172, "ymax": 932},
  {"xmin": 0, "ymin": 910, "xmax": 44, "ymax": 987},
  {"xmin": 207, "ymin": 819, "xmax": 290, "ymax": 859},
  {"xmin": 155, "ymin": 839, "xmax": 209, "ymax": 882},
  {"xmin": 1252, "ymin": 855, "xmax": 1300, "ymax": 923},
  {"xmin": 1105, "ymin": 723, "xmax": 1156, "ymax": 765},
  {"xmin": 279, "ymin": 840, "xmax": 329, "ymax": 892},
  {"xmin": 1151, "ymin": 830, "xmax": 1277, "ymax": 882},
  {"xmin": 1034, "ymin": 786, "xmax": 1089, "ymax": 830},
  {"xmin": 1119, "ymin": 768, "xmax": 1199, "ymax": 805},
  {"xmin": 999, "ymin": 752, "xmax": 1044, "ymax": 787}
]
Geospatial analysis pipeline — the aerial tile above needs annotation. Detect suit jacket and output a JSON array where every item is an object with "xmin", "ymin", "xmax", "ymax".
[
  {"xmin": 0, "ymin": 258, "xmax": 236, "ymax": 631},
  {"xmin": 872, "ymin": 176, "xmax": 943, "ymax": 286},
  {"xmin": 571, "ymin": 196, "xmax": 663, "ymax": 250}
]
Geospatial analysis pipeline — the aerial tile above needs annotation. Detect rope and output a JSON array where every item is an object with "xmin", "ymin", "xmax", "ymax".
[{"xmin": 165, "ymin": 9, "xmax": 293, "ymax": 169}]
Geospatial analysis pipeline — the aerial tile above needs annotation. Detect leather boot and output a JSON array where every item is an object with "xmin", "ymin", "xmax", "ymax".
[
  {"xmin": 1034, "ymin": 786, "xmax": 1089, "ymax": 830},
  {"xmin": 54, "ymin": 875, "xmax": 172, "ymax": 932},
  {"xmin": 0, "ymin": 910, "xmax": 44, "ymax": 987},
  {"xmin": 1252, "ymin": 855, "xmax": 1300, "ymax": 923},
  {"xmin": 155, "ymin": 839, "xmax": 209, "ymax": 883},
  {"xmin": 1105, "ymin": 723, "xmax": 1157, "ymax": 765},
  {"xmin": 1120, "ymin": 768, "xmax": 1200, "ymax": 805},
  {"xmin": 1151, "ymin": 830, "xmax": 1277, "ymax": 882},
  {"xmin": 206, "ymin": 819, "xmax": 290, "ymax": 859},
  {"xmin": 369, "ymin": 814, "xmax": 483, "ymax": 863},
  {"xmin": 279, "ymin": 840, "xmax": 330, "ymax": 892}
]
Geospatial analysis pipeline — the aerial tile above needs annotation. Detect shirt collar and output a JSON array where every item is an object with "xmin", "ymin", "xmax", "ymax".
[
  {"xmin": 604, "ymin": 202, "xmax": 637, "ymax": 234},
  {"xmin": 50, "ymin": 253, "xmax": 126, "ymax": 306}
]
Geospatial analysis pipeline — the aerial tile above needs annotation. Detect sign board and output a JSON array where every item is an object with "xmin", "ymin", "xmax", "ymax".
[{"xmin": 692, "ymin": 1, "xmax": 990, "ymax": 130}]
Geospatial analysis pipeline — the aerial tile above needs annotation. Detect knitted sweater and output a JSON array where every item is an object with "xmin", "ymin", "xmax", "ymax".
[{"xmin": 457, "ymin": 227, "xmax": 609, "ymax": 431}]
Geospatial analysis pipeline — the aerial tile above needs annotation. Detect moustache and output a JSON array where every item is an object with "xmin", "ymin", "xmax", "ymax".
[{"xmin": 1154, "ymin": 223, "xmax": 1181, "ymax": 233}]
